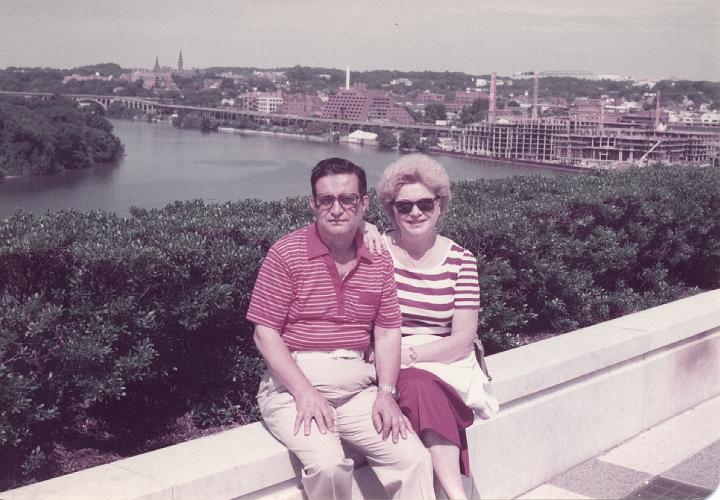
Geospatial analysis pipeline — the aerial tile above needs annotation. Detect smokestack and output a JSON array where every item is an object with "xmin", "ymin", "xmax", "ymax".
[
  {"xmin": 532, "ymin": 71, "xmax": 539, "ymax": 120},
  {"xmin": 489, "ymin": 72, "xmax": 497, "ymax": 124},
  {"xmin": 654, "ymin": 90, "xmax": 661, "ymax": 130},
  {"xmin": 346, "ymin": 66, "xmax": 350, "ymax": 90}
]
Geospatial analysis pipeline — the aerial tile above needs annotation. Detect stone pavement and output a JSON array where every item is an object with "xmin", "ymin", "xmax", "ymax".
[{"xmin": 517, "ymin": 395, "xmax": 720, "ymax": 499}]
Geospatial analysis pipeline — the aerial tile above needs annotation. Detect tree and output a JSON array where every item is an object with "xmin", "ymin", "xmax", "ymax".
[
  {"xmin": 399, "ymin": 130, "xmax": 421, "ymax": 150},
  {"xmin": 460, "ymin": 99, "xmax": 489, "ymax": 124},
  {"xmin": 305, "ymin": 121, "xmax": 332, "ymax": 136},
  {"xmin": 376, "ymin": 129, "xmax": 397, "ymax": 149},
  {"xmin": 424, "ymin": 102, "xmax": 447, "ymax": 123},
  {"xmin": 0, "ymin": 97, "xmax": 123, "ymax": 176}
]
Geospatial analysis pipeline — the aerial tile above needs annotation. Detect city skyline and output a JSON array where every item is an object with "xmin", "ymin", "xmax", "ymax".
[{"xmin": 0, "ymin": 0, "xmax": 718, "ymax": 81}]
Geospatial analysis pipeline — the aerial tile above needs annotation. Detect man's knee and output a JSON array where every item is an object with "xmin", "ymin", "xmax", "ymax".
[
  {"xmin": 304, "ymin": 451, "xmax": 354, "ymax": 478},
  {"xmin": 376, "ymin": 436, "xmax": 433, "ymax": 473},
  {"xmin": 301, "ymin": 451, "xmax": 354, "ymax": 499}
]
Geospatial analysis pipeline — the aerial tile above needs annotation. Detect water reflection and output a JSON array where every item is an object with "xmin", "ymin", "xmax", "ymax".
[{"xmin": 0, "ymin": 120, "xmax": 573, "ymax": 219}]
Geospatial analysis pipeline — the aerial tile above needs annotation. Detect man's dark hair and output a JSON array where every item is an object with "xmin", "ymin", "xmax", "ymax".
[{"xmin": 311, "ymin": 157, "xmax": 367, "ymax": 197}]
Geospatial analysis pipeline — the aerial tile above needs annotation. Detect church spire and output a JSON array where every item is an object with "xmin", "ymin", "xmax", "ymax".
[
  {"xmin": 153, "ymin": 56, "xmax": 160, "ymax": 72},
  {"xmin": 178, "ymin": 50, "xmax": 183, "ymax": 71}
]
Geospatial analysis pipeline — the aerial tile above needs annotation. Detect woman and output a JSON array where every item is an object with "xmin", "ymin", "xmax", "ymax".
[{"xmin": 366, "ymin": 153, "xmax": 485, "ymax": 499}]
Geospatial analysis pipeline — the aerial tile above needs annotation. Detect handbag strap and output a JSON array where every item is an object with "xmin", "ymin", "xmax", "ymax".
[{"xmin": 473, "ymin": 338, "xmax": 492, "ymax": 381}]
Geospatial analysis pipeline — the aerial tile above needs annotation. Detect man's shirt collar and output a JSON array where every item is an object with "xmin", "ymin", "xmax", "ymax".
[{"xmin": 307, "ymin": 222, "xmax": 372, "ymax": 263}]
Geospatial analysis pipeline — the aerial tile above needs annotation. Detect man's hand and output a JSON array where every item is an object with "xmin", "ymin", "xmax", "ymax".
[
  {"xmin": 372, "ymin": 392, "xmax": 412, "ymax": 443},
  {"xmin": 294, "ymin": 386, "xmax": 337, "ymax": 436}
]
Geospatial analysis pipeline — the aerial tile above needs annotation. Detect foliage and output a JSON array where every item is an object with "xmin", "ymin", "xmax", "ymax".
[
  {"xmin": 376, "ymin": 129, "xmax": 398, "ymax": 149},
  {"xmin": 423, "ymin": 102, "xmax": 447, "ymax": 123},
  {"xmin": 1, "ymin": 166, "xmax": 718, "ymax": 487},
  {"xmin": 173, "ymin": 111, "xmax": 219, "ymax": 132},
  {"xmin": 437, "ymin": 166, "xmax": 720, "ymax": 351},
  {"xmin": 398, "ymin": 130, "xmax": 422, "ymax": 150},
  {"xmin": 305, "ymin": 121, "xmax": 332, "ymax": 136},
  {"xmin": 72, "ymin": 63, "xmax": 124, "ymax": 77},
  {"xmin": 460, "ymin": 98, "xmax": 489, "ymax": 124},
  {"xmin": 0, "ymin": 199, "xmax": 311, "ymax": 487},
  {"xmin": 0, "ymin": 97, "xmax": 124, "ymax": 177}
]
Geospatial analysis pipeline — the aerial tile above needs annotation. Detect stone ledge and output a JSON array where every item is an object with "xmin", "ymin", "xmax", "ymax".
[
  {"xmin": 488, "ymin": 289, "xmax": 720, "ymax": 404},
  {"xmin": 3, "ymin": 289, "xmax": 719, "ymax": 500}
]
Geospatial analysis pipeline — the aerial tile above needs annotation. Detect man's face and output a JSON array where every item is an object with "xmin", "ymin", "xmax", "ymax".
[{"xmin": 310, "ymin": 173, "xmax": 368, "ymax": 239}]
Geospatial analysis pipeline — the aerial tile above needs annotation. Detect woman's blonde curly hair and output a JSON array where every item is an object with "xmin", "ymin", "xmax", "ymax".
[{"xmin": 377, "ymin": 153, "xmax": 451, "ymax": 218}]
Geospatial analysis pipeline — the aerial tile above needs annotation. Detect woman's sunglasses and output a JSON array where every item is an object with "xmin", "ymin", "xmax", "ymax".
[{"xmin": 392, "ymin": 196, "xmax": 440, "ymax": 215}]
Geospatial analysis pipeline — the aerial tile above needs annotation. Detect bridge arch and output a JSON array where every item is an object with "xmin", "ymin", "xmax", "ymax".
[{"xmin": 74, "ymin": 97, "xmax": 108, "ymax": 112}]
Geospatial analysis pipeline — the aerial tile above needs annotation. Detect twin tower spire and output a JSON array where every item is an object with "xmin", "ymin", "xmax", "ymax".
[{"xmin": 152, "ymin": 51, "xmax": 183, "ymax": 72}]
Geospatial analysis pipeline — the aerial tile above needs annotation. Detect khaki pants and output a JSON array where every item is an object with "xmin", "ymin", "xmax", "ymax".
[{"xmin": 258, "ymin": 354, "xmax": 434, "ymax": 500}]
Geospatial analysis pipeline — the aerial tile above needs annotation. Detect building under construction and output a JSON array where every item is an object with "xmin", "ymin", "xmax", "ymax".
[
  {"xmin": 553, "ymin": 126, "xmax": 718, "ymax": 166},
  {"xmin": 459, "ymin": 120, "xmax": 719, "ymax": 168},
  {"xmin": 458, "ymin": 72, "xmax": 719, "ymax": 168},
  {"xmin": 459, "ymin": 119, "xmax": 720, "ymax": 168}
]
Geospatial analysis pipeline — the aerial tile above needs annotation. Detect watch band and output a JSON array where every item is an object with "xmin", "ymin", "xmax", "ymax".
[{"xmin": 377, "ymin": 383, "xmax": 399, "ymax": 400}]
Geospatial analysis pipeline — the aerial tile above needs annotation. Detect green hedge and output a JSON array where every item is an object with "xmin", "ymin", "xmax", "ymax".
[{"xmin": 1, "ymin": 166, "xmax": 718, "ymax": 486}]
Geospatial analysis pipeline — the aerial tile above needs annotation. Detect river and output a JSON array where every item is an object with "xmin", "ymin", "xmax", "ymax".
[{"xmin": 0, "ymin": 119, "xmax": 575, "ymax": 219}]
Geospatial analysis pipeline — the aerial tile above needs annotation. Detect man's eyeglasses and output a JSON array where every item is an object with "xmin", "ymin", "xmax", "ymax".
[
  {"xmin": 314, "ymin": 193, "xmax": 361, "ymax": 210},
  {"xmin": 392, "ymin": 197, "xmax": 440, "ymax": 215}
]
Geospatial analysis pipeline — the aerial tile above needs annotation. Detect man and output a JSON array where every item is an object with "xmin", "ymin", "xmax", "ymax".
[{"xmin": 247, "ymin": 158, "xmax": 434, "ymax": 499}]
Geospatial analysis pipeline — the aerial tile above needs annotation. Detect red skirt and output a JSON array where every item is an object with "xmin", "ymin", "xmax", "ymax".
[{"xmin": 397, "ymin": 367, "xmax": 475, "ymax": 475}]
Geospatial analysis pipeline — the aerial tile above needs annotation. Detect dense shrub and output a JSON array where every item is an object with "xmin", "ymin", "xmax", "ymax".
[
  {"xmin": 1, "ymin": 166, "xmax": 718, "ymax": 486},
  {"xmin": 438, "ymin": 166, "xmax": 720, "ymax": 351}
]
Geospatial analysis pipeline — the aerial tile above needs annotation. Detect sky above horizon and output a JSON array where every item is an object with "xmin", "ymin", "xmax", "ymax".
[{"xmin": 1, "ymin": 0, "xmax": 718, "ymax": 81}]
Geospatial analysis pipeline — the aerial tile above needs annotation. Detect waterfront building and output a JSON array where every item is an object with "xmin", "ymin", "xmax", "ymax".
[
  {"xmin": 460, "ymin": 120, "xmax": 570, "ymax": 162},
  {"xmin": 553, "ymin": 127, "xmax": 717, "ymax": 165},
  {"xmin": 257, "ymin": 92, "xmax": 283, "ymax": 114},
  {"xmin": 344, "ymin": 130, "xmax": 378, "ymax": 145},
  {"xmin": 281, "ymin": 93, "xmax": 323, "ymax": 117},
  {"xmin": 321, "ymin": 84, "xmax": 415, "ymax": 124},
  {"xmin": 459, "ymin": 118, "xmax": 719, "ymax": 167},
  {"xmin": 238, "ymin": 91, "xmax": 284, "ymax": 113}
]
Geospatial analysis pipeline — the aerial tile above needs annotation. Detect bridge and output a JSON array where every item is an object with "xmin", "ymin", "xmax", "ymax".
[{"xmin": 0, "ymin": 91, "xmax": 456, "ymax": 138}]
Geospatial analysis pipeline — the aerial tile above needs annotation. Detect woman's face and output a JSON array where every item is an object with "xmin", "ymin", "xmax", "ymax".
[{"xmin": 392, "ymin": 182, "xmax": 441, "ymax": 239}]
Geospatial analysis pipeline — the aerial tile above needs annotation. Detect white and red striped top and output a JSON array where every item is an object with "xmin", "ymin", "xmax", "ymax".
[
  {"xmin": 247, "ymin": 224, "xmax": 402, "ymax": 351},
  {"xmin": 385, "ymin": 234, "xmax": 481, "ymax": 337}
]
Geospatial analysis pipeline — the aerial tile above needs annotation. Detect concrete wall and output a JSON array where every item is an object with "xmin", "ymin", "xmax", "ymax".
[{"xmin": 3, "ymin": 290, "xmax": 719, "ymax": 500}]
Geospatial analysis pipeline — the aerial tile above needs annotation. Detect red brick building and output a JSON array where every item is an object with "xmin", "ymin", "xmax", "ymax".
[{"xmin": 321, "ymin": 85, "xmax": 415, "ymax": 124}]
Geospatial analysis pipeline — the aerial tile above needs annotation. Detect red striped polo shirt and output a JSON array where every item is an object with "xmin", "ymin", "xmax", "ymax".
[
  {"xmin": 247, "ymin": 223, "xmax": 402, "ymax": 351},
  {"xmin": 385, "ymin": 235, "xmax": 481, "ymax": 337}
]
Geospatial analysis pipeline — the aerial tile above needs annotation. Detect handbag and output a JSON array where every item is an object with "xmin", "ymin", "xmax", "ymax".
[{"xmin": 402, "ymin": 335, "xmax": 499, "ymax": 419}]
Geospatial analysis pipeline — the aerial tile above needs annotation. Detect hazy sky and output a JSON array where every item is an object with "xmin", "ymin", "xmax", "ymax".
[{"xmin": 1, "ymin": 0, "xmax": 718, "ymax": 80}]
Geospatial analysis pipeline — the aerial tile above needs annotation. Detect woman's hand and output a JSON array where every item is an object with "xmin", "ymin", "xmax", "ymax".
[
  {"xmin": 400, "ymin": 346, "xmax": 416, "ymax": 367},
  {"xmin": 362, "ymin": 221, "xmax": 386, "ymax": 254}
]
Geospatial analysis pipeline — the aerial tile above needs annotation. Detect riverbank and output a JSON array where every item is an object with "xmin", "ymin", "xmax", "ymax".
[
  {"xmin": 217, "ymin": 126, "xmax": 330, "ymax": 142},
  {"xmin": 213, "ymin": 124, "xmax": 592, "ymax": 174},
  {"xmin": 427, "ymin": 148, "xmax": 597, "ymax": 173},
  {"xmin": 113, "ymin": 114, "xmax": 589, "ymax": 174}
]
